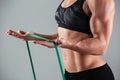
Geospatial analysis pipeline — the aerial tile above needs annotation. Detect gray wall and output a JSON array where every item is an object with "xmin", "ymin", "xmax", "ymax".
[{"xmin": 0, "ymin": 0, "xmax": 120, "ymax": 80}]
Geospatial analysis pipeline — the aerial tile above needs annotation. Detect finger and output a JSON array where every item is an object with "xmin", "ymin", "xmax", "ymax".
[
  {"xmin": 6, "ymin": 29, "xmax": 25, "ymax": 39},
  {"xmin": 7, "ymin": 30, "xmax": 19, "ymax": 36},
  {"xmin": 33, "ymin": 40, "xmax": 47, "ymax": 45},
  {"xmin": 6, "ymin": 29, "xmax": 15, "ymax": 35},
  {"xmin": 41, "ymin": 41, "xmax": 54, "ymax": 48},
  {"xmin": 18, "ymin": 30, "xmax": 26, "ymax": 35},
  {"xmin": 33, "ymin": 41, "xmax": 54, "ymax": 48},
  {"xmin": 33, "ymin": 40, "xmax": 42, "ymax": 44},
  {"xmin": 55, "ymin": 39, "xmax": 62, "ymax": 45}
]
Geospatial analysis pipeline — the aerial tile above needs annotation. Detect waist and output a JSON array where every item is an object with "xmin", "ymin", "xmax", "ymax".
[
  {"xmin": 65, "ymin": 63, "xmax": 108, "ymax": 74},
  {"xmin": 64, "ymin": 63, "xmax": 115, "ymax": 80},
  {"xmin": 61, "ymin": 49, "xmax": 106, "ymax": 73}
]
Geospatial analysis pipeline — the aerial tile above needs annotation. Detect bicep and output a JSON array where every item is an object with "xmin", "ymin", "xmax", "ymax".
[
  {"xmin": 88, "ymin": 0, "xmax": 115, "ymax": 43},
  {"xmin": 90, "ymin": 15, "xmax": 113, "ymax": 43}
]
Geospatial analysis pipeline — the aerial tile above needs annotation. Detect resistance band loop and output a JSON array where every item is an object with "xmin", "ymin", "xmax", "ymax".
[
  {"xmin": 25, "ymin": 33, "xmax": 66, "ymax": 80},
  {"xmin": 26, "ymin": 41, "xmax": 37, "ymax": 80}
]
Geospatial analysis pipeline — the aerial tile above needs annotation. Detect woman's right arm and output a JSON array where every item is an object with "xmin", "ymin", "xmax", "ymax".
[
  {"xmin": 33, "ymin": 32, "xmax": 58, "ymax": 40},
  {"xmin": 6, "ymin": 29, "xmax": 58, "ymax": 48},
  {"xmin": 6, "ymin": 29, "xmax": 58, "ymax": 40}
]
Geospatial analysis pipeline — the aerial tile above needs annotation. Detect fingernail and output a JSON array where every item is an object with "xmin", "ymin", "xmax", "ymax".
[
  {"xmin": 33, "ymin": 41, "xmax": 36, "ymax": 44},
  {"xmin": 5, "ymin": 32, "xmax": 8, "ymax": 34}
]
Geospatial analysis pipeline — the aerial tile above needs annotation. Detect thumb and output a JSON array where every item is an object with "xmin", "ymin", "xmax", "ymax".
[
  {"xmin": 55, "ymin": 39, "xmax": 62, "ymax": 45},
  {"xmin": 18, "ymin": 30, "xmax": 27, "ymax": 35}
]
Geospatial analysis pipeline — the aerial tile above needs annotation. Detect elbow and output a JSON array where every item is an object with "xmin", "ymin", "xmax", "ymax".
[
  {"xmin": 96, "ymin": 41, "xmax": 107, "ymax": 55},
  {"xmin": 88, "ymin": 40, "xmax": 107, "ymax": 55}
]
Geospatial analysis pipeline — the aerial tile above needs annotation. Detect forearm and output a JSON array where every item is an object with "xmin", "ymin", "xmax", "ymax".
[
  {"xmin": 74, "ymin": 37, "xmax": 107, "ymax": 55},
  {"xmin": 33, "ymin": 32, "xmax": 58, "ymax": 40}
]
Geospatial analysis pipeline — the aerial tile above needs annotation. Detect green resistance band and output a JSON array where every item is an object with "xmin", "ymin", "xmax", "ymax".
[{"xmin": 25, "ymin": 33, "xmax": 66, "ymax": 80}]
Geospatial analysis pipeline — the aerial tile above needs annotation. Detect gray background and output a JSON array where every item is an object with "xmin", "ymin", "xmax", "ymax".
[{"xmin": 0, "ymin": 0, "xmax": 120, "ymax": 80}]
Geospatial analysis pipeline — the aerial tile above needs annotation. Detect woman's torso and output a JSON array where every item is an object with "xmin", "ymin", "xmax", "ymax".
[
  {"xmin": 56, "ymin": 0, "xmax": 106, "ymax": 73},
  {"xmin": 58, "ymin": 27, "xmax": 106, "ymax": 73}
]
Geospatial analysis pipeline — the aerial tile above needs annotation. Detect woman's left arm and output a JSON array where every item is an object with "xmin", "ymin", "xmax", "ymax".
[{"xmin": 58, "ymin": 0, "xmax": 115, "ymax": 55}]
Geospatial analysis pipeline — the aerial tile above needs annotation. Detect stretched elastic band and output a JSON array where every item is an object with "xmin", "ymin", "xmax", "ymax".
[
  {"xmin": 26, "ymin": 33, "xmax": 66, "ymax": 80},
  {"xmin": 26, "ymin": 41, "xmax": 37, "ymax": 80}
]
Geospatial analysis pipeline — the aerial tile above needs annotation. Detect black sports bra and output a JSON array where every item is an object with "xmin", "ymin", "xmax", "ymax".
[{"xmin": 55, "ymin": 0, "xmax": 92, "ymax": 35}]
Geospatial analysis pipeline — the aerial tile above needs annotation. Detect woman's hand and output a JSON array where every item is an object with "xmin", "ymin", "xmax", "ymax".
[
  {"xmin": 6, "ymin": 29, "xmax": 39, "ymax": 41},
  {"xmin": 55, "ymin": 38, "xmax": 76, "ymax": 50},
  {"xmin": 33, "ymin": 38, "xmax": 72, "ymax": 48},
  {"xmin": 33, "ymin": 40, "xmax": 55, "ymax": 48},
  {"xmin": 6, "ymin": 29, "xmax": 57, "ymax": 48}
]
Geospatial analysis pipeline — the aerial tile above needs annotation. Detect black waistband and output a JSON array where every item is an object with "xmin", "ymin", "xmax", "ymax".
[{"xmin": 65, "ymin": 63, "xmax": 112, "ymax": 79}]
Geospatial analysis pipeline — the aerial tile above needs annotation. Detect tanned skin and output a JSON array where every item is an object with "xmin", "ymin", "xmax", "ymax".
[{"xmin": 6, "ymin": 0, "xmax": 115, "ymax": 73}]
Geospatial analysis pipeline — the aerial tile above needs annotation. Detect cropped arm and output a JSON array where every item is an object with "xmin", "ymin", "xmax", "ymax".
[{"xmin": 73, "ymin": 0, "xmax": 115, "ymax": 55}]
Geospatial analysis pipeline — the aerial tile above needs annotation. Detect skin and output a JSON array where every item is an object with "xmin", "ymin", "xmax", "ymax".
[{"xmin": 6, "ymin": 0, "xmax": 115, "ymax": 73}]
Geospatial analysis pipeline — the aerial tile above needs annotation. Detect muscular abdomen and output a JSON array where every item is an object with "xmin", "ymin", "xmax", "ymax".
[{"xmin": 58, "ymin": 27, "xmax": 106, "ymax": 73}]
